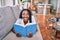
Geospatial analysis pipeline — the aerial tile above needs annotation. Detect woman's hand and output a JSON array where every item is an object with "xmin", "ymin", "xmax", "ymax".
[{"xmin": 27, "ymin": 32, "xmax": 33, "ymax": 38}]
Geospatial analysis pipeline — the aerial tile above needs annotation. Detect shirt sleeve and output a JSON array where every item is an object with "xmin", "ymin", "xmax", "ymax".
[
  {"xmin": 32, "ymin": 16, "xmax": 36, "ymax": 23},
  {"xmin": 15, "ymin": 19, "xmax": 21, "ymax": 24}
]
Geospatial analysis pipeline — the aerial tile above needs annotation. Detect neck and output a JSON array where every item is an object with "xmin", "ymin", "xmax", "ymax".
[{"xmin": 24, "ymin": 21, "xmax": 28, "ymax": 25}]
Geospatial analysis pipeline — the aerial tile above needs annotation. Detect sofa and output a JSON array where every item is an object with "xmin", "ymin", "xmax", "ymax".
[
  {"xmin": 0, "ymin": 5, "xmax": 43, "ymax": 40},
  {"xmin": 0, "ymin": 5, "xmax": 20, "ymax": 40}
]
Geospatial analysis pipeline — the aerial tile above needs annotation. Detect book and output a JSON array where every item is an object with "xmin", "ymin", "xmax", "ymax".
[{"xmin": 14, "ymin": 23, "xmax": 37, "ymax": 37}]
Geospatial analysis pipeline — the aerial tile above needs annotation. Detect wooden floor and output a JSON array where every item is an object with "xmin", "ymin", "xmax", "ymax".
[{"xmin": 35, "ymin": 14, "xmax": 60, "ymax": 40}]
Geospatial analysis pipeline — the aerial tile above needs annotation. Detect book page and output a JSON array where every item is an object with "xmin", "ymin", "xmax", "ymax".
[{"xmin": 15, "ymin": 23, "xmax": 26, "ymax": 27}]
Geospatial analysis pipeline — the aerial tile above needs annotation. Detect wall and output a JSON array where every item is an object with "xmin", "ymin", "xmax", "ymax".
[
  {"xmin": 51, "ymin": 0, "xmax": 57, "ymax": 10},
  {"xmin": 50, "ymin": 0, "xmax": 60, "ymax": 13},
  {"xmin": 57, "ymin": 0, "xmax": 60, "ymax": 13},
  {"xmin": 5, "ymin": 0, "xmax": 13, "ymax": 6}
]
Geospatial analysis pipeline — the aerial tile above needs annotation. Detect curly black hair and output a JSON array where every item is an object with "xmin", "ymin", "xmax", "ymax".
[{"xmin": 19, "ymin": 9, "xmax": 32, "ymax": 23}]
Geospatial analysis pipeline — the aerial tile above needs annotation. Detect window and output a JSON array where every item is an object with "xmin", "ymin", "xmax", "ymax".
[
  {"xmin": 21, "ymin": 0, "xmax": 31, "ymax": 3},
  {"xmin": 0, "ymin": 0, "xmax": 6, "ymax": 6},
  {"xmin": 0, "ymin": 0, "xmax": 1, "ymax": 7}
]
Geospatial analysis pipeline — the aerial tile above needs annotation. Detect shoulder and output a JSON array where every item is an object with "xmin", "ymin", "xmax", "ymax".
[
  {"xmin": 32, "ymin": 15, "xmax": 35, "ymax": 19},
  {"xmin": 16, "ymin": 18, "xmax": 23, "ymax": 23},
  {"xmin": 17, "ymin": 18, "xmax": 22, "ymax": 21}
]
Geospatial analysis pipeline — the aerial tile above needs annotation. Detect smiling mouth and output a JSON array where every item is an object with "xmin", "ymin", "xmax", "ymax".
[{"xmin": 23, "ymin": 17, "xmax": 29, "ymax": 18}]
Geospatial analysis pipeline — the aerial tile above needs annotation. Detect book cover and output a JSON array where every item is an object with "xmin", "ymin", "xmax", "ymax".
[{"xmin": 14, "ymin": 23, "xmax": 37, "ymax": 37}]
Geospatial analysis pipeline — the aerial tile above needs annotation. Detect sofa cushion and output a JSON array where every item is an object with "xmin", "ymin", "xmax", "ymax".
[
  {"xmin": 11, "ymin": 5, "xmax": 20, "ymax": 19},
  {"xmin": 0, "ymin": 6, "xmax": 16, "ymax": 40}
]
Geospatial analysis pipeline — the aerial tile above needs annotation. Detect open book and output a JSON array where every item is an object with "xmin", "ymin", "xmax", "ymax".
[{"xmin": 14, "ymin": 23, "xmax": 37, "ymax": 37}]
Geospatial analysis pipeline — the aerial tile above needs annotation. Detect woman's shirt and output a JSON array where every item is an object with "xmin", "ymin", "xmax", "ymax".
[{"xmin": 15, "ymin": 16, "xmax": 36, "ymax": 26}]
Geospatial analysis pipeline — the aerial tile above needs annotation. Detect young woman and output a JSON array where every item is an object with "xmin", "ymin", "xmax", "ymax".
[{"xmin": 12, "ymin": 9, "xmax": 36, "ymax": 38}]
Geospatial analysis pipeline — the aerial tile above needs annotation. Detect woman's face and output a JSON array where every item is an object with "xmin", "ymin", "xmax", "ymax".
[{"xmin": 22, "ymin": 10, "xmax": 29, "ymax": 22}]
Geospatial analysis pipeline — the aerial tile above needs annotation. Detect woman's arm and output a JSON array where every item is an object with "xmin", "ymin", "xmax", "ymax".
[{"xmin": 11, "ymin": 19, "xmax": 21, "ymax": 33}]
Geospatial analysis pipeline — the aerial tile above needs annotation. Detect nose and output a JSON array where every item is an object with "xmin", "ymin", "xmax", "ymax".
[{"xmin": 24, "ymin": 15, "xmax": 28, "ymax": 18}]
